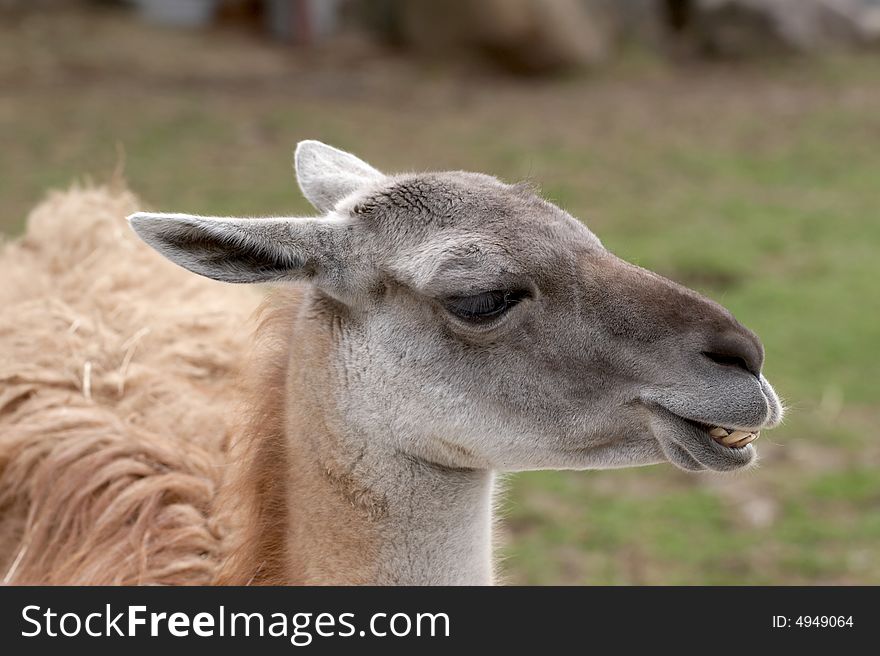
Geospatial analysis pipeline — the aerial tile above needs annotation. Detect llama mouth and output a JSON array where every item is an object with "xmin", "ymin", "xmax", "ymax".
[{"xmin": 647, "ymin": 406, "xmax": 761, "ymax": 472}]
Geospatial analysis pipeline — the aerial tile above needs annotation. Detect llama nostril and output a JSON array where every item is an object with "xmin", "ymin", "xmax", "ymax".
[
  {"xmin": 703, "ymin": 350, "xmax": 754, "ymax": 375},
  {"xmin": 703, "ymin": 327, "xmax": 764, "ymax": 377}
]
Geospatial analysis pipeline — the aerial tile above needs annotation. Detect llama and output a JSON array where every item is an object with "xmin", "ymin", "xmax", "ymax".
[{"xmin": 0, "ymin": 141, "xmax": 783, "ymax": 585}]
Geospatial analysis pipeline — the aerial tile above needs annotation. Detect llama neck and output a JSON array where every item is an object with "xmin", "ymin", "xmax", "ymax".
[
  {"xmin": 372, "ymin": 463, "xmax": 495, "ymax": 585},
  {"xmin": 230, "ymin": 295, "xmax": 496, "ymax": 585},
  {"xmin": 283, "ymin": 421, "xmax": 496, "ymax": 585}
]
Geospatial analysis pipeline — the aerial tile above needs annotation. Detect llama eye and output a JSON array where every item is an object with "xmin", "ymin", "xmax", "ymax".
[{"xmin": 445, "ymin": 289, "xmax": 528, "ymax": 322}]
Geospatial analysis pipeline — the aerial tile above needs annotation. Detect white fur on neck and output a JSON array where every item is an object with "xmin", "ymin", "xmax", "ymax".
[{"xmin": 372, "ymin": 459, "xmax": 495, "ymax": 585}]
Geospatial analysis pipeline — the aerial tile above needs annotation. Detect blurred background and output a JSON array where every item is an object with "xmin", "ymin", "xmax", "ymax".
[{"xmin": 1, "ymin": 0, "xmax": 878, "ymax": 584}]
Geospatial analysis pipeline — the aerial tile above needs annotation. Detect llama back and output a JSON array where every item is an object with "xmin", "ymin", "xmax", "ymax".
[{"xmin": 0, "ymin": 186, "xmax": 259, "ymax": 584}]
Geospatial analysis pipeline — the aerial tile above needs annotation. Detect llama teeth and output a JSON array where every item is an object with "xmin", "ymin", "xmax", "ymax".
[
  {"xmin": 706, "ymin": 426, "xmax": 759, "ymax": 448},
  {"xmin": 731, "ymin": 432, "xmax": 759, "ymax": 448},
  {"xmin": 720, "ymin": 430, "xmax": 752, "ymax": 446}
]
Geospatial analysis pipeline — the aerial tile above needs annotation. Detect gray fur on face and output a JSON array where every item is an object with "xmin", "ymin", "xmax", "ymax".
[{"xmin": 130, "ymin": 140, "xmax": 784, "ymax": 474}]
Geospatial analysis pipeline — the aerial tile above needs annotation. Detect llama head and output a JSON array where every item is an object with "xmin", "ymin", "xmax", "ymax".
[{"xmin": 130, "ymin": 140, "xmax": 783, "ymax": 473}]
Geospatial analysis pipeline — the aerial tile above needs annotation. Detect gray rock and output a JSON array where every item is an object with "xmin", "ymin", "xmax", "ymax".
[{"xmin": 692, "ymin": 0, "xmax": 880, "ymax": 55}]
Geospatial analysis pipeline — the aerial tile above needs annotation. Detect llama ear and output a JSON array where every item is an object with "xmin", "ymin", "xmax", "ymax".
[
  {"xmin": 294, "ymin": 140, "xmax": 384, "ymax": 213},
  {"xmin": 128, "ymin": 212, "xmax": 348, "ymax": 285}
]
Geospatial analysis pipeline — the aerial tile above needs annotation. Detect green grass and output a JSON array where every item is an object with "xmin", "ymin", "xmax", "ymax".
[{"xmin": 3, "ymin": 9, "xmax": 878, "ymax": 584}]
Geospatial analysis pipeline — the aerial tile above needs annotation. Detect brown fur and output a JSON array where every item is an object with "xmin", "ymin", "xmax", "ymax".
[
  {"xmin": 213, "ymin": 294, "xmax": 296, "ymax": 585},
  {"xmin": 0, "ymin": 186, "xmax": 262, "ymax": 584},
  {"xmin": 0, "ymin": 186, "xmax": 384, "ymax": 585}
]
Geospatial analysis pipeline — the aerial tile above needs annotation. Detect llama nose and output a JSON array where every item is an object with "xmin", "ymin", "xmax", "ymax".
[{"xmin": 702, "ymin": 328, "xmax": 764, "ymax": 377}]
